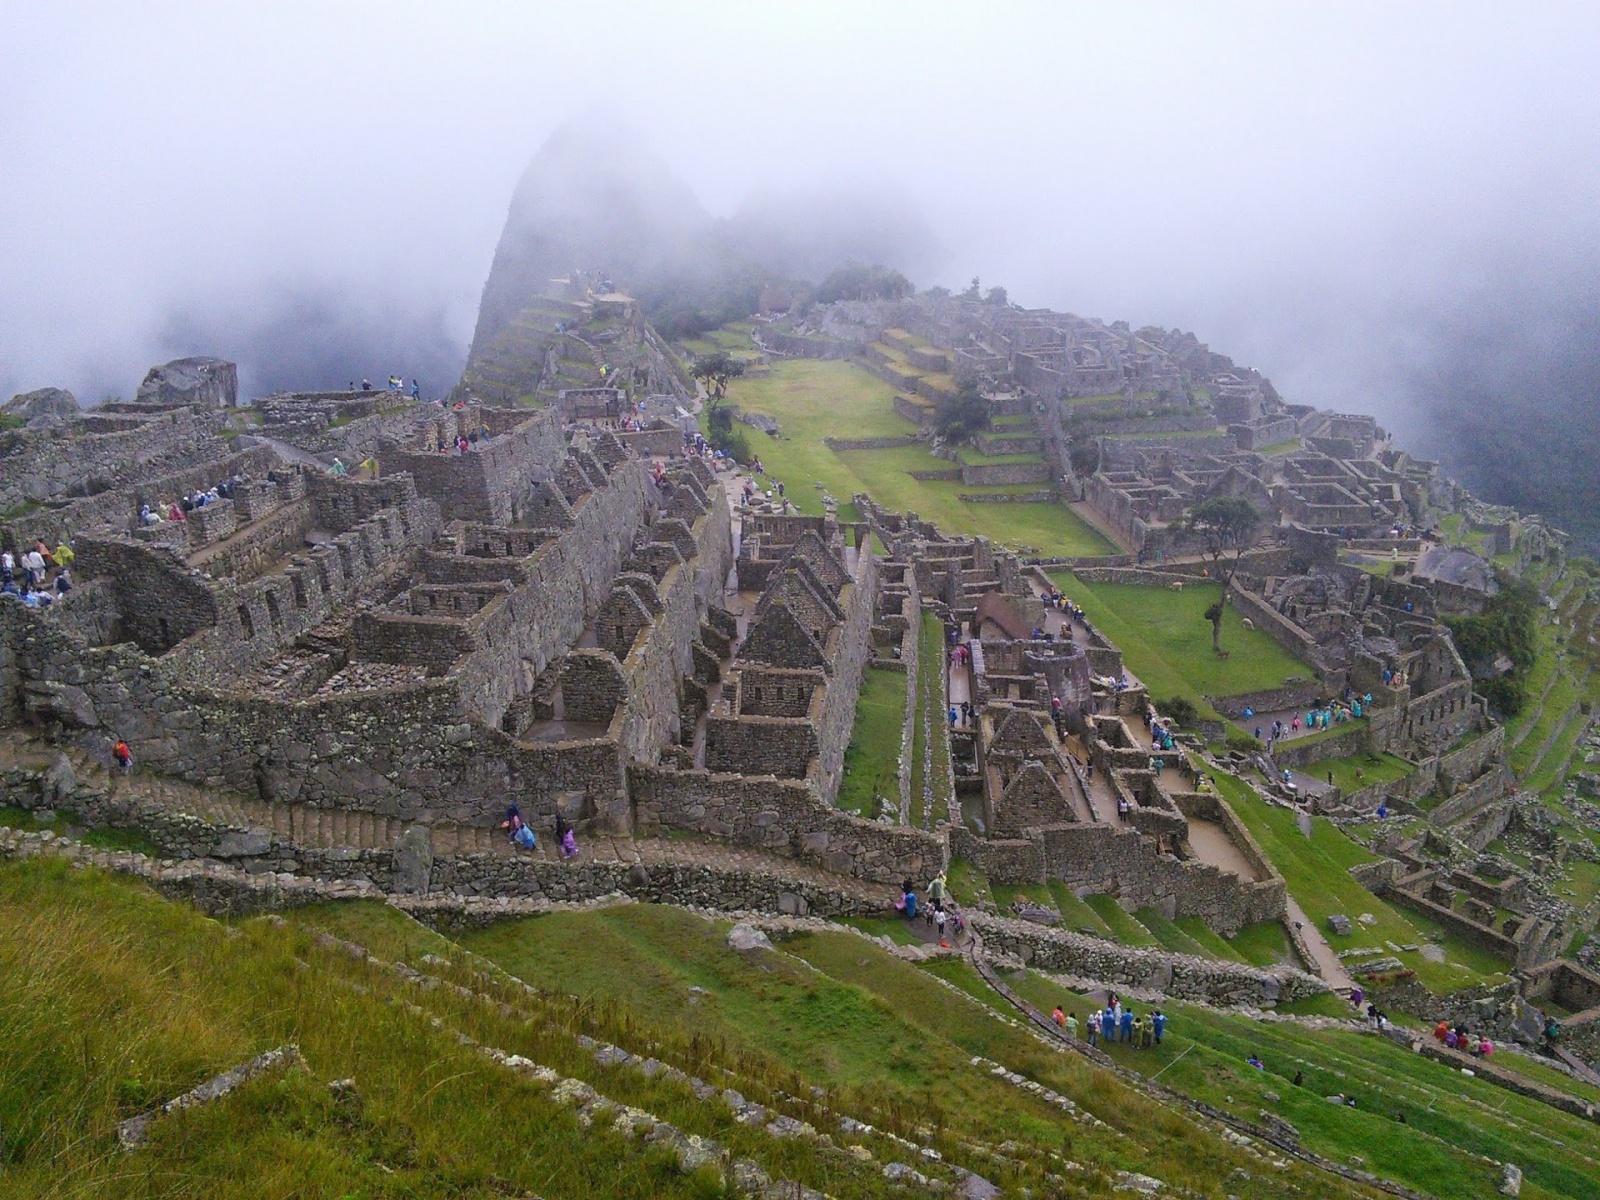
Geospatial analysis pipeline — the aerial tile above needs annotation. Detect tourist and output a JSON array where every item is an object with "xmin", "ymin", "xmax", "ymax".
[
  {"xmin": 899, "ymin": 881, "xmax": 919, "ymax": 920},
  {"xmin": 1052, "ymin": 1004, "xmax": 1066, "ymax": 1029},
  {"xmin": 1247, "ymin": 1054, "xmax": 1264, "ymax": 1070},
  {"xmin": 54, "ymin": 568, "xmax": 72, "ymax": 595},
  {"xmin": 410, "ymin": 379, "xmax": 420, "ymax": 399},
  {"xmin": 1102, "ymin": 1005, "xmax": 1116, "ymax": 1043},
  {"xmin": 934, "ymin": 904, "xmax": 947, "ymax": 939},
  {"xmin": 1086, "ymin": 1013, "xmax": 1099, "ymax": 1047},
  {"xmin": 928, "ymin": 872, "xmax": 947, "ymax": 907},
  {"xmin": 113, "ymin": 740, "xmax": 133, "ymax": 772},
  {"xmin": 1293, "ymin": 1069, "xmax": 1304, "ymax": 1086},
  {"xmin": 1152, "ymin": 1008, "xmax": 1166, "ymax": 1044},
  {"xmin": 168, "ymin": 501, "xmax": 185, "ymax": 522},
  {"xmin": 21, "ymin": 546, "xmax": 45, "ymax": 588},
  {"xmin": 1475, "ymin": 1036, "xmax": 1493, "ymax": 1057},
  {"xmin": 1433, "ymin": 1019, "xmax": 1450, "ymax": 1043},
  {"xmin": 560, "ymin": 826, "xmax": 579, "ymax": 860},
  {"xmin": 1065, "ymin": 1011, "xmax": 1078, "ymax": 1039},
  {"xmin": 1120, "ymin": 1006, "xmax": 1134, "ymax": 1045},
  {"xmin": 0, "ymin": 550, "xmax": 12, "ymax": 583}
]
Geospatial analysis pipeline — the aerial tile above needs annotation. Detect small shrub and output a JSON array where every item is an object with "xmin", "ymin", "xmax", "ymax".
[
  {"xmin": 1225, "ymin": 731, "xmax": 1262, "ymax": 754},
  {"xmin": 1161, "ymin": 697, "xmax": 1200, "ymax": 728}
]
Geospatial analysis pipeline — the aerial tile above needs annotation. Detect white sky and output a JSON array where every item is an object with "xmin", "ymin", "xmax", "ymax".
[{"xmin": 2, "ymin": 1, "xmax": 1598, "ymax": 447}]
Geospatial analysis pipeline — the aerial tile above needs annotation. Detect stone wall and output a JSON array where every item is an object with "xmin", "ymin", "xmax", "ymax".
[
  {"xmin": 608, "ymin": 488, "xmax": 733, "ymax": 763},
  {"xmin": 7, "ymin": 444, "xmax": 280, "ymax": 552},
  {"xmin": 971, "ymin": 912, "xmax": 1325, "ymax": 1005},
  {"xmin": 954, "ymin": 814, "xmax": 1284, "ymax": 936},
  {"xmin": 960, "ymin": 460, "xmax": 1052, "ymax": 486},
  {"xmin": 380, "ymin": 408, "xmax": 563, "ymax": 524},
  {"xmin": 0, "ymin": 406, "xmax": 228, "ymax": 520},
  {"xmin": 813, "ymin": 550, "xmax": 879, "ymax": 801},
  {"xmin": 449, "ymin": 459, "xmax": 659, "ymax": 729},
  {"xmin": 630, "ymin": 763, "xmax": 942, "ymax": 884}
]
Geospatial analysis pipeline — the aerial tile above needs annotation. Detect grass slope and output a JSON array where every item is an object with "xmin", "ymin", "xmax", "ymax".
[
  {"xmin": 1051, "ymin": 574, "xmax": 1313, "ymax": 717},
  {"xmin": 716, "ymin": 358, "xmax": 1114, "ymax": 557},
  {"xmin": 1204, "ymin": 766, "xmax": 1508, "ymax": 991},
  {"xmin": 983, "ymin": 963, "xmax": 1600, "ymax": 1200},
  {"xmin": 836, "ymin": 665, "xmax": 906, "ymax": 816}
]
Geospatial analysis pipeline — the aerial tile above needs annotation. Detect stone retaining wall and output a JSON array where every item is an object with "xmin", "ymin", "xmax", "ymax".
[
  {"xmin": 971, "ymin": 911, "xmax": 1326, "ymax": 1005},
  {"xmin": 822, "ymin": 435, "xmax": 919, "ymax": 451},
  {"xmin": 629, "ymin": 763, "xmax": 943, "ymax": 885}
]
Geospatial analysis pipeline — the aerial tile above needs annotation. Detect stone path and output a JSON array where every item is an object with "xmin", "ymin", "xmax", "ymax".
[{"xmin": 1282, "ymin": 894, "xmax": 1355, "ymax": 992}]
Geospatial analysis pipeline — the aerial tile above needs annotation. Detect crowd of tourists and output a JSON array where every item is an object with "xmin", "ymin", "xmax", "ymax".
[
  {"xmin": 138, "ymin": 472, "xmax": 248, "ymax": 529},
  {"xmin": 0, "ymin": 538, "xmax": 75, "ymax": 606},
  {"xmin": 1051, "ymin": 992, "xmax": 1169, "ymax": 1050}
]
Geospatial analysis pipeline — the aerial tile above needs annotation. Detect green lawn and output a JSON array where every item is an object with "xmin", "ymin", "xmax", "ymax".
[
  {"xmin": 1312, "ymin": 751, "xmax": 1417, "ymax": 795},
  {"xmin": 1050, "ymin": 574, "xmax": 1313, "ymax": 718},
  {"xmin": 715, "ymin": 358, "xmax": 1114, "ymax": 558},
  {"xmin": 1084, "ymin": 895, "xmax": 1160, "ymax": 946},
  {"xmin": 835, "ymin": 666, "xmax": 907, "ymax": 816},
  {"xmin": 1203, "ymin": 766, "xmax": 1508, "ymax": 991},
  {"xmin": 918, "ymin": 613, "xmax": 954, "ymax": 825}
]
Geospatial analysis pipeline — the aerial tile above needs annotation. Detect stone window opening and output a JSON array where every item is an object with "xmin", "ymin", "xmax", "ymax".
[
  {"xmin": 238, "ymin": 604, "xmax": 255, "ymax": 639},
  {"xmin": 291, "ymin": 574, "xmax": 307, "ymax": 608},
  {"xmin": 158, "ymin": 616, "xmax": 171, "ymax": 646},
  {"xmin": 264, "ymin": 592, "xmax": 283, "ymax": 632}
]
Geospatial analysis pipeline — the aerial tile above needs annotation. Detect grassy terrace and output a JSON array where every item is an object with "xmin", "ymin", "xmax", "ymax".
[
  {"xmin": 459, "ymin": 902, "xmax": 1385, "ymax": 1200},
  {"xmin": 964, "ymin": 962, "xmax": 1600, "ymax": 1200},
  {"xmin": 715, "ymin": 357, "xmax": 1114, "ymax": 557},
  {"xmin": 908, "ymin": 612, "xmax": 953, "ymax": 826},
  {"xmin": 1310, "ymin": 751, "xmax": 1417, "ymax": 795},
  {"xmin": 835, "ymin": 666, "xmax": 906, "ymax": 817},
  {"xmin": 1049, "ymin": 574, "xmax": 1311, "ymax": 719},
  {"xmin": 1203, "ymin": 765, "xmax": 1508, "ymax": 991}
]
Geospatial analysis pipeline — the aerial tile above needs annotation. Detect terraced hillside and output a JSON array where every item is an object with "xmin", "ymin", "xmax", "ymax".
[
  {"xmin": 704, "ymin": 354, "xmax": 1112, "ymax": 558},
  {"xmin": 9, "ymin": 850, "xmax": 1578, "ymax": 1200}
]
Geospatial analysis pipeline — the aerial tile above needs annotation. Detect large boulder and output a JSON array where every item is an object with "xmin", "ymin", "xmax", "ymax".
[
  {"xmin": 136, "ymin": 357, "xmax": 237, "ymax": 408},
  {"xmin": 392, "ymin": 825, "xmax": 433, "ymax": 894},
  {"xmin": 3, "ymin": 387, "xmax": 79, "ymax": 429},
  {"xmin": 726, "ymin": 924, "xmax": 773, "ymax": 952},
  {"xmin": 22, "ymin": 681, "xmax": 99, "ymax": 729}
]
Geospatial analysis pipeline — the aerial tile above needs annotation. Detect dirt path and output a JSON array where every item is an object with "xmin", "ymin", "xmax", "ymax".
[{"xmin": 1283, "ymin": 894, "xmax": 1356, "ymax": 992}]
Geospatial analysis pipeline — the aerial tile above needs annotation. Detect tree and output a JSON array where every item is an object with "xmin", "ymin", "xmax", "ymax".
[
  {"xmin": 1068, "ymin": 437, "xmax": 1101, "ymax": 479},
  {"xmin": 812, "ymin": 263, "xmax": 913, "ymax": 304},
  {"xmin": 1181, "ymin": 494, "xmax": 1263, "ymax": 654},
  {"xmin": 691, "ymin": 351, "xmax": 745, "ymax": 404},
  {"xmin": 934, "ymin": 378, "xmax": 989, "ymax": 442},
  {"xmin": 961, "ymin": 276, "xmax": 982, "ymax": 300},
  {"xmin": 984, "ymin": 285, "xmax": 1009, "ymax": 307}
]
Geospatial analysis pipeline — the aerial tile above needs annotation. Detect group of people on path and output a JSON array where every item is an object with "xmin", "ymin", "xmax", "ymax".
[
  {"xmin": 1433, "ymin": 1018, "xmax": 1495, "ymax": 1057},
  {"xmin": 501, "ymin": 804, "xmax": 580, "ymax": 859},
  {"xmin": 897, "ymin": 874, "xmax": 966, "ymax": 942},
  {"xmin": 1057, "ymin": 992, "xmax": 1167, "ymax": 1049},
  {"xmin": 1, "ymin": 539, "xmax": 74, "ymax": 606},
  {"xmin": 1040, "ymin": 585, "xmax": 1086, "ymax": 628}
]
